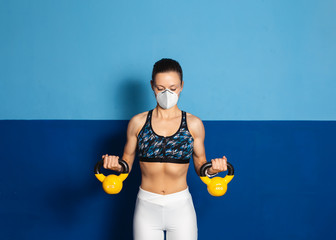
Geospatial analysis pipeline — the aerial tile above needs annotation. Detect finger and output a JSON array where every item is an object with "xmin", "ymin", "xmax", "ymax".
[
  {"xmin": 212, "ymin": 159, "xmax": 219, "ymax": 170},
  {"xmin": 111, "ymin": 156, "xmax": 118, "ymax": 169},
  {"xmin": 103, "ymin": 154, "xmax": 108, "ymax": 168},
  {"xmin": 217, "ymin": 158, "xmax": 224, "ymax": 171},
  {"xmin": 108, "ymin": 155, "xmax": 113, "ymax": 169},
  {"xmin": 217, "ymin": 159, "xmax": 222, "ymax": 170},
  {"xmin": 217, "ymin": 159, "xmax": 223, "ymax": 170},
  {"xmin": 218, "ymin": 158, "xmax": 225, "ymax": 172},
  {"xmin": 223, "ymin": 159, "xmax": 227, "ymax": 171},
  {"xmin": 223, "ymin": 157, "xmax": 228, "ymax": 170},
  {"xmin": 223, "ymin": 156, "xmax": 227, "ymax": 163},
  {"xmin": 112, "ymin": 156, "xmax": 119, "ymax": 167},
  {"xmin": 224, "ymin": 156, "xmax": 227, "ymax": 171}
]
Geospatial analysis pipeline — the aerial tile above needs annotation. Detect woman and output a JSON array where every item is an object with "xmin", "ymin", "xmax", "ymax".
[{"xmin": 102, "ymin": 58, "xmax": 228, "ymax": 240}]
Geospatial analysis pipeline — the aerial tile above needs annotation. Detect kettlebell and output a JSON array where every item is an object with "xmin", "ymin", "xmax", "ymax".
[
  {"xmin": 200, "ymin": 161, "xmax": 234, "ymax": 197},
  {"xmin": 94, "ymin": 158, "xmax": 129, "ymax": 194}
]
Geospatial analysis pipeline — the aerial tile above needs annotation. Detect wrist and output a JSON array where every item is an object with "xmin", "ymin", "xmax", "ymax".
[{"xmin": 205, "ymin": 168, "xmax": 218, "ymax": 178}]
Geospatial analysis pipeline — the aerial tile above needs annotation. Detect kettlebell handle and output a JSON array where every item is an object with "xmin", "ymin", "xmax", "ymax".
[
  {"xmin": 200, "ymin": 161, "xmax": 234, "ymax": 177},
  {"xmin": 94, "ymin": 158, "xmax": 129, "ymax": 174}
]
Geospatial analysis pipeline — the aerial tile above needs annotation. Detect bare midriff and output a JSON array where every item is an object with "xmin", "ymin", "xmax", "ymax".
[{"xmin": 139, "ymin": 161, "xmax": 189, "ymax": 195}]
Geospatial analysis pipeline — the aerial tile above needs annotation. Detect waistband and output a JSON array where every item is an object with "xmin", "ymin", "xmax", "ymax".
[{"xmin": 137, "ymin": 186, "xmax": 191, "ymax": 205}]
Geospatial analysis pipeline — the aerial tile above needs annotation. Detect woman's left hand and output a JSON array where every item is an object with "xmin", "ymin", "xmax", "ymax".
[{"xmin": 208, "ymin": 156, "xmax": 228, "ymax": 174}]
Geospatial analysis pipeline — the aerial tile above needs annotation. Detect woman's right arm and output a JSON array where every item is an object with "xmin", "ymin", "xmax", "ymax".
[{"xmin": 103, "ymin": 114, "xmax": 142, "ymax": 173}]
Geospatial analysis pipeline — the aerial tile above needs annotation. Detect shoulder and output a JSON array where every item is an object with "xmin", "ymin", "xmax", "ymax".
[
  {"xmin": 185, "ymin": 112, "xmax": 205, "ymax": 138},
  {"xmin": 128, "ymin": 110, "xmax": 149, "ymax": 136}
]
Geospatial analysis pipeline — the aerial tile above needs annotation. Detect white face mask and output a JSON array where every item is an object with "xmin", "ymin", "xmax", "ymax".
[{"xmin": 156, "ymin": 89, "xmax": 180, "ymax": 109}]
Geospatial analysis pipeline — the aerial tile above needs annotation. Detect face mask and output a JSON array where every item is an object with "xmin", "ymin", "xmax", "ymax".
[{"xmin": 156, "ymin": 89, "xmax": 180, "ymax": 109}]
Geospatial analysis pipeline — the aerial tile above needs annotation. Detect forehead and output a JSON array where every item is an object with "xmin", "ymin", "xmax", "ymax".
[{"xmin": 154, "ymin": 71, "xmax": 181, "ymax": 86}]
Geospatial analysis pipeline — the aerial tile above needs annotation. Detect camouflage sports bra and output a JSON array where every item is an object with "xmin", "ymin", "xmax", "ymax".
[{"xmin": 137, "ymin": 109, "xmax": 194, "ymax": 164}]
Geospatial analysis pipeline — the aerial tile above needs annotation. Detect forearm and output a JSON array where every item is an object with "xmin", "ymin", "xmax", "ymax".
[{"xmin": 121, "ymin": 154, "xmax": 135, "ymax": 173}]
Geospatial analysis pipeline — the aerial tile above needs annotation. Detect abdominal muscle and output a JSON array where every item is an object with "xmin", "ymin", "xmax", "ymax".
[{"xmin": 139, "ymin": 161, "xmax": 189, "ymax": 195}]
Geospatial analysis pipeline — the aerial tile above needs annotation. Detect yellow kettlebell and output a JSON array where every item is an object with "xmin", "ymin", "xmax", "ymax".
[
  {"xmin": 94, "ymin": 158, "xmax": 129, "ymax": 194},
  {"xmin": 200, "ymin": 161, "xmax": 235, "ymax": 197}
]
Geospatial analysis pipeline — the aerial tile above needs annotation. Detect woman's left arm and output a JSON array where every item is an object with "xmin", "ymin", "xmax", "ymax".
[{"xmin": 188, "ymin": 115, "xmax": 227, "ymax": 176}]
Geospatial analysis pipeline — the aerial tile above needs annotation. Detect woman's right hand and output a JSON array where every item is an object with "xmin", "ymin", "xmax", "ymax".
[{"xmin": 102, "ymin": 154, "xmax": 122, "ymax": 172}]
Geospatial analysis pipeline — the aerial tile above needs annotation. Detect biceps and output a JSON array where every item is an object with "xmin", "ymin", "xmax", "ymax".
[
  {"xmin": 124, "ymin": 135, "xmax": 137, "ymax": 157},
  {"xmin": 193, "ymin": 137, "xmax": 206, "ymax": 159}
]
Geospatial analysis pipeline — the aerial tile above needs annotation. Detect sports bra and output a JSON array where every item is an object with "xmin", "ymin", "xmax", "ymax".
[{"xmin": 137, "ymin": 109, "xmax": 194, "ymax": 164}]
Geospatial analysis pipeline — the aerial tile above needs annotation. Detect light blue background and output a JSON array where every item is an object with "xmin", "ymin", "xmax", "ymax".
[{"xmin": 1, "ymin": 0, "xmax": 335, "ymax": 120}]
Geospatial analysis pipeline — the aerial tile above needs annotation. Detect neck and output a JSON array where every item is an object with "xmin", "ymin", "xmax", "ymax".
[{"xmin": 154, "ymin": 105, "xmax": 180, "ymax": 119}]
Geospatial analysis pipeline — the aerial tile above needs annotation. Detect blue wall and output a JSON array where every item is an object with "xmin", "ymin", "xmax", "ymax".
[
  {"xmin": 1, "ymin": 120, "xmax": 335, "ymax": 239},
  {"xmin": 1, "ymin": 0, "xmax": 335, "ymax": 120},
  {"xmin": 1, "ymin": 0, "xmax": 336, "ymax": 240}
]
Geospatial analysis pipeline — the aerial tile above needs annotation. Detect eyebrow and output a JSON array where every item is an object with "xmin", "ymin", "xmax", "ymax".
[{"xmin": 157, "ymin": 85, "xmax": 177, "ymax": 87}]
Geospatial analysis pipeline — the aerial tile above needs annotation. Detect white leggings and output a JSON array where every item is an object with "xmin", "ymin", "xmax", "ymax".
[{"xmin": 133, "ymin": 186, "xmax": 198, "ymax": 240}]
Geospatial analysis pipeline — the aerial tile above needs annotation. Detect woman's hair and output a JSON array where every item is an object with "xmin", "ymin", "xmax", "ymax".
[{"xmin": 152, "ymin": 58, "xmax": 183, "ymax": 84}]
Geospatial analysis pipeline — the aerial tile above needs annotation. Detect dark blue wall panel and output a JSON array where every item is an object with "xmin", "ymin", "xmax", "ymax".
[{"xmin": 1, "ymin": 120, "xmax": 335, "ymax": 240}]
